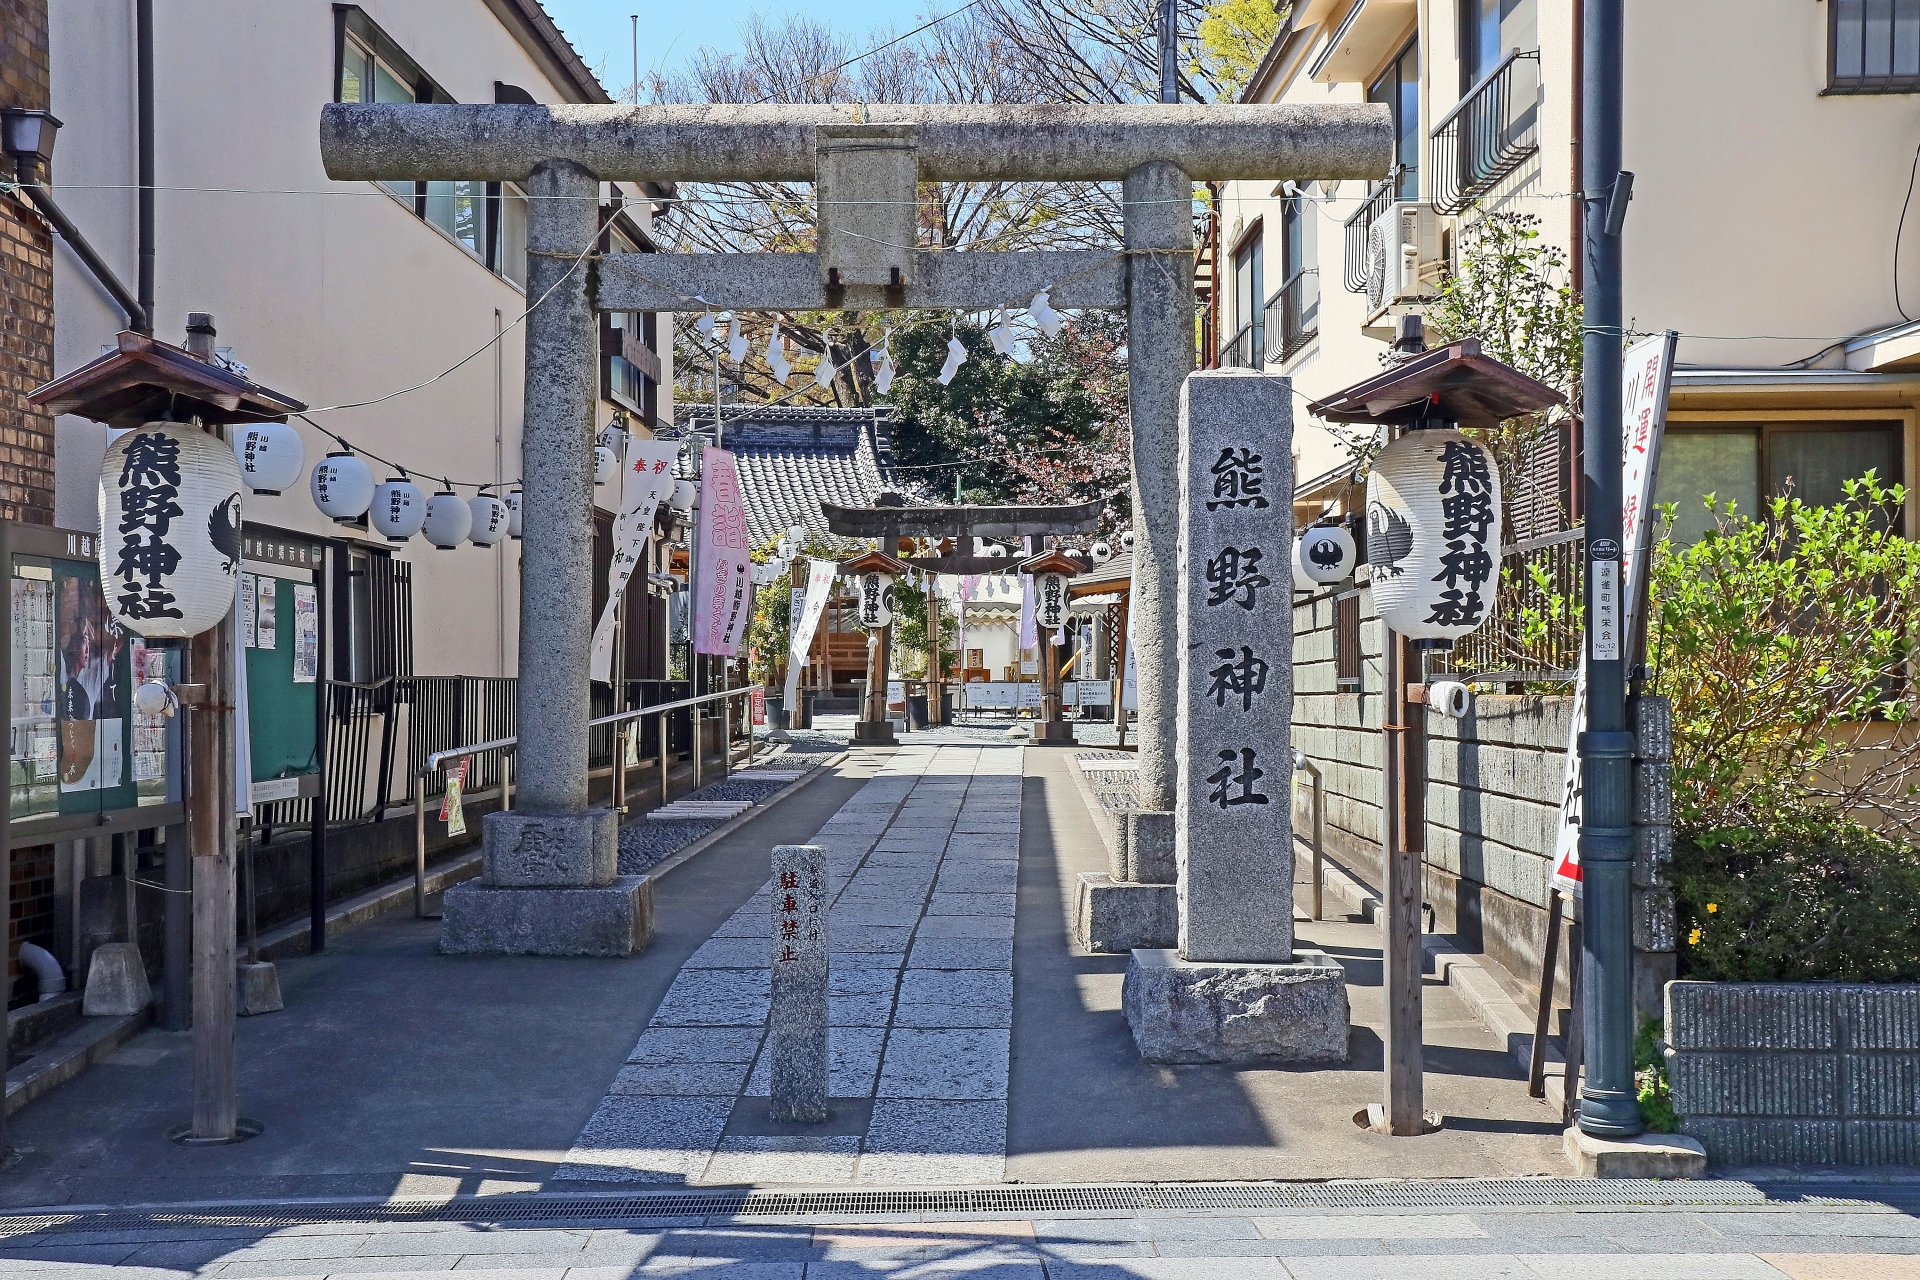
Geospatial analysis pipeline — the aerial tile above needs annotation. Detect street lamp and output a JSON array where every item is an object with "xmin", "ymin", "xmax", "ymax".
[{"xmin": 0, "ymin": 108, "xmax": 60, "ymax": 169}]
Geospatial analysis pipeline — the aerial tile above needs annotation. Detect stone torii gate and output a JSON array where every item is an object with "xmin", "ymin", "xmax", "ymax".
[{"xmin": 320, "ymin": 103, "xmax": 1390, "ymax": 955}]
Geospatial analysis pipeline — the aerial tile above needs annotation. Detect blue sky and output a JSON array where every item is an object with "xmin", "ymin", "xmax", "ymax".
[{"xmin": 540, "ymin": 0, "xmax": 935, "ymax": 97}]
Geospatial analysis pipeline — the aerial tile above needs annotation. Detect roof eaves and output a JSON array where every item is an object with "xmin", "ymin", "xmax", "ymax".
[{"xmin": 485, "ymin": 0, "xmax": 612, "ymax": 104}]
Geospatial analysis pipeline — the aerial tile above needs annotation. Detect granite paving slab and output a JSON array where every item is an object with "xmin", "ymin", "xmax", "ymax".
[{"xmin": 553, "ymin": 741, "xmax": 1022, "ymax": 1185}]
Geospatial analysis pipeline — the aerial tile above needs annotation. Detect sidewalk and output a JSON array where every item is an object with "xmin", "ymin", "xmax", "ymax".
[
  {"xmin": 3, "ymin": 1183, "xmax": 1920, "ymax": 1277},
  {"xmin": 0, "ymin": 737, "xmax": 1605, "ymax": 1207}
]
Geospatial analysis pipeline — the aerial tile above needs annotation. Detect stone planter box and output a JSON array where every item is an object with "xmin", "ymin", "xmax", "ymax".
[{"xmin": 1667, "ymin": 979, "xmax": 1920, "ymax": 1166}]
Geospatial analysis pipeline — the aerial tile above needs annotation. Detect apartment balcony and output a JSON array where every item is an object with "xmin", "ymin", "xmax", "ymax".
[
  {"xmin": 1265, "ymin": 271, "xmax": 1319, "ymax": 364},
  {"xmin": 1342, "ymin": 168, "xmax": 1404, "ymax": 294},
  {"xmin": 1221, "ymin": 321, "xmax": 1262, "ymax": 370},
  {"xmin": 1431, "ymin": 49, "xmax": 1541, "ymax": 215}
]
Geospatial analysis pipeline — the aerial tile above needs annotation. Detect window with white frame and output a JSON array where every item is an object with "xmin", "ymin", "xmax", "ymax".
[{"xmin": 334, "ymin": 9, "xmax": 524, "ymax": 286}]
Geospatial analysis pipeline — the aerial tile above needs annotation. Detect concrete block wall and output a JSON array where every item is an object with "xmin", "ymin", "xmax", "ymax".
[
  {"xmin": 1293, "ymin": 578, "xmax": 1676, "ymax": 1014},
  {"xmin": 1668, "ymin": 980, "xmax": 1920, "ymax": 1166}
]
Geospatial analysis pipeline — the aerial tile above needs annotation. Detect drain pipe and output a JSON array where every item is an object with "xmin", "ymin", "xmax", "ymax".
[
  {"xmin": 136, "ymin": 0, "xmax": 155, "ymax": 332},
  {"xmin": 13, "ymin": 157, "xmax": 148, "ymax": 334},
  {"xmin": 17, "ymin": 941, "xmax": 66, "ymax": 1002}
]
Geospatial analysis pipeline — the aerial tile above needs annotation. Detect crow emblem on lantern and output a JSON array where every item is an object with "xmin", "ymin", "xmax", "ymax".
[{"xmin": 98, "ymin": 422, "xmax": 246, "ymax": 638}]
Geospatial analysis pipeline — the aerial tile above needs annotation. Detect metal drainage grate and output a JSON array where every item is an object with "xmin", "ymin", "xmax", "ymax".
[{"xmin": 1, "ymin": 1178, "xmax": 1914, "ymax": 1237}]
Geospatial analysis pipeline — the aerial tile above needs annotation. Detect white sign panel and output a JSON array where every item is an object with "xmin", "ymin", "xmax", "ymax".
[
  {"xmin": 783, "ymin": 559, "xmax": 838, "ymax": 713},
  {"xmin": 1551, "ymin": 331, "xmax": 1678, "ymax": 891}
]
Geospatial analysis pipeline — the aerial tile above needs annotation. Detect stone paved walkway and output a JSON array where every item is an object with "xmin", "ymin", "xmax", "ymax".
[{"xmin": 555, "ymin": 742, "xmax": 1023, "ymax": 1185}]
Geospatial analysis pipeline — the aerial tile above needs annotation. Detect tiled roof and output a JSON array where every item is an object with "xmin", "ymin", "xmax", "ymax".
[{"xmin": 673, "ymin": 407, "xmax": 905, "ymax": 548}]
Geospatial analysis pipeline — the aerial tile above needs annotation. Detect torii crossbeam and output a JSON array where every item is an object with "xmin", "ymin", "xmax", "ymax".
[{"xmin": 320, "ymin": 101, "xmax": 1390, "ymax": 956}]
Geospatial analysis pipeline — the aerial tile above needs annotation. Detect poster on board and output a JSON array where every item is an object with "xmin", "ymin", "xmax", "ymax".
[{"xmin": 55, "ymin": 562, "xmax": 124, "ymax": 793}]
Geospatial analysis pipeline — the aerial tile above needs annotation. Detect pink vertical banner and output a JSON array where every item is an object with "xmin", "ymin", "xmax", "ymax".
[{"xmin": 692, "ymin": 448, "xmax": 751, "ymax": 656}]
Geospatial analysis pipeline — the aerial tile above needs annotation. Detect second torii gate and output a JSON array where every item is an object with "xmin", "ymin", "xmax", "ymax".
[{"xmin": 320, "ymin": 101, "xmax": 1390, "ymax": 954}]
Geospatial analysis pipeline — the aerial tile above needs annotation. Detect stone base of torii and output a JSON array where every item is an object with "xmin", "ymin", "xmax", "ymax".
[{"xmin": 320, "ymin": 101, "xmax": 1383, "ymax": 1045}]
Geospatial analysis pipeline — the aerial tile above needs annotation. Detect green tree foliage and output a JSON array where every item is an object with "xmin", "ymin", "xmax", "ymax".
[
  {"xmin": 1196, "ymin": 0, "xmax": 1285, "ymax": 100},
  {"xmin": 883, "ymin": 312, "xmax": 1133, "ymax": 531},
  {"xmin": 1646, "ymin": 474, "xmax": 1920, "ymax": 982}
]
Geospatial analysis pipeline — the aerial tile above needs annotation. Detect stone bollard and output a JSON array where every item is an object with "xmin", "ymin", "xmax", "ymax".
[{"xmin": 769, "ymin": 844, "xmax": 829, "ymax": 1122}]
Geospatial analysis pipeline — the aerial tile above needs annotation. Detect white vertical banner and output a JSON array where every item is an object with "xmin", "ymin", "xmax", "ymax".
[
  {"xmin": 1551, "ymin": 331, "xmax": 1678, "ymax": 891},
  {"xmin": 783, "ymin": 558, "xmax": 837, "ymax": 713},
  {"xmin": 589, "ymin": 437, "xmax": 681, "ymax": 682}
]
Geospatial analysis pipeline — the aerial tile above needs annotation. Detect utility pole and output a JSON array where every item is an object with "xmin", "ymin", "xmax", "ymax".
[
  {"xmin": 1576, "ymin": 0, "xmax": 1643, "ymax": 1139},
  {"xmin": 1157, "ymin": 0, "xmax": 1179, "ymax": 104}
]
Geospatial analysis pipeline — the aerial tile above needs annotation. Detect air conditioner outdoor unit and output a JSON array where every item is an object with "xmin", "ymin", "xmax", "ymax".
[{"xmin": 1364, "ymin": 201, "xmax": 1443, "ymax": 316}]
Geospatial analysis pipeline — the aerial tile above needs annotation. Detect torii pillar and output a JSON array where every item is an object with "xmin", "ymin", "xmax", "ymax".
[{"xmin": 320, "ymin": 103, "xmax": 1390, "ymax": 956}]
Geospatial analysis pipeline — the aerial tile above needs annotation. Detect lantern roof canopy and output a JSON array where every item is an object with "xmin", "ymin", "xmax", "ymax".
[
  {"xmin": 839, "ymin": 548, "xmax": 909, "ymax": 576},
  {"xmin": 1017, "ymin": 548, "xmax": 1086, "ymax": 577},
  {"xmin": 822, "ymin": 496, "xmax": 1102, "ymax": 539},
  {"xmin": 30, "ymin": 330, "xmax": 306, "ymax": 430},
  {"xmin": 1304, "ymin": 338, "xmax": 1563, "ymax": 429}
]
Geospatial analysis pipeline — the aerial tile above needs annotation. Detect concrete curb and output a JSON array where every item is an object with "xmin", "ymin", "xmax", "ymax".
[
  {"xmin": 5, "ymin": 1004, "xmax": 152, "ymax": 1117},
  {"xmin": 256, "ymin": 851, "xmax": 486, "ymax": 962},
  {"xmin": 643, "ymin": 749, "xmax": 852, "ymax": 885}
]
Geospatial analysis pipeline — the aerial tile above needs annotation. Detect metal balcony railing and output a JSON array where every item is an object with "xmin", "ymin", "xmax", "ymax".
[
  {"xmin": 1430, "ymin": 49, "xmax": 1542, "ymax": 216},
  {"xmin": 1265, "ymin": 271, "xmax": 1319, "ymax": 364},
  {"xmin": 1343, "ymin": 167, "xmax": 1404, "ymax": 294},
  {"xmin": 1220, "ymin": 321, "xmax": 1261, "ymax": 369}
]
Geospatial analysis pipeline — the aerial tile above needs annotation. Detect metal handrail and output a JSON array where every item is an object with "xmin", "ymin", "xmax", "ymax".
[
  {"xmin": 1294, "ymin": 751, "xmax": 1325, "ymax": 921},
  {"xmin": 424, "ymin": 684, "xmax": 761, "ymax": 770},
  {"xmin": 1220, "ymin": 320, "xmax": 1259, "ymax": 369},
  {"xmin": 1430, "ymin": 48, "xmax": 1541, "ymax": 216},
  {"xmin": 1342, "ymin": 166, "xmax": 1404, "ymax": 294},
  {"xmin": 411, "ymin": 683, "xmax": 765, "ymax": 918}
]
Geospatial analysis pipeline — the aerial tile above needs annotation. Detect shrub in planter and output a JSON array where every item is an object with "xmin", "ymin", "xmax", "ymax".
[
  {"xmin": 1649, "ymin": 475, "xmax": 1920, "ymax": 986},
  {"xmin": 1675, "ymin": 817, "xmax": 1920, "ymax": 983}
]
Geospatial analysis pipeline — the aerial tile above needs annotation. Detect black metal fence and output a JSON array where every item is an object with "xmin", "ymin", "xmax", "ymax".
[
  {"xmin": 1438, "ymin": 526, "xmax": 1584, "ymax": 681},
  {"xmin": 1431, "ymin": 50, "xmax": 1541, "ymax": 215}
]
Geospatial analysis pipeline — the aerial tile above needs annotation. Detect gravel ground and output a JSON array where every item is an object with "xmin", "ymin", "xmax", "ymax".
[
  {"xmin": 615, "ymin": 737, "xmax": 848, "ymax": 876},
  {"xmin": 1075, "ymin": 752, "xmax": 1138, "ymax": 814}
]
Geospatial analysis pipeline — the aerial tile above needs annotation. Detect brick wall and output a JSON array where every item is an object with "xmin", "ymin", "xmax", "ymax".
[
  {"xmin": 0, "ymin": 0, "xmax": 54, "ymax": 525},
  {"xmin": 2, "ymin": 0, "xmax": 56, "ymax": 1009}
]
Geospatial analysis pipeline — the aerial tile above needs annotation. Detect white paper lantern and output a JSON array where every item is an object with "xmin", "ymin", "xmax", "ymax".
[
  {"xmin": 593, "ymin": 446, "xmax": 618, "ymax": 486},
  {"xmin": 986, "ymin": 544, "xmax": 1005, "ymax": 559},
  {"xmin": 468, "ymin": 492, "xmax": 509, "ymax": 546},
  {"xmin": 1090, "ymin": 541, "xmax": 1112, "ymax": 564},
  {"xmin": 420, "ymin": 489, "xmax": 472, "ymax": 549},
  {"xmin": 97, "ymin": 421, "xmax": 244, "ymax": 638},
  {"xmin": 1034, "ymin": 571, "xmax": 1069, "ymax": 629},
  {"xmin": 231, "ymin": 420, "xmax": 305, "ymax": 495},
  {"xmin": 506, "ymin": 488, "xmax": 524, "ymax": 540},
  {"xmin": 370, "ymin": 474, "xmax": 427, "ymax": 543},
  {"xmin": 670, "ymin": 479, "xmax": 697, "ymax": 512},
  {"xmin": 310, "ymin": 449, "xmax": 375, "ymax": 523},
  {"xmin": 1295, "ymin": 524, "xmax": 1357, "ymax": 585},
  {"xmin": 856, "ymin": 570, "xmax": 895, "ymax": 628},
  {"xmin": 1366, "ymin": 428, "xmax": 1503, "ymax": 646},
  {"xmin": 1119, "ymin": 529, "xmax": 1135, "ymax": 552}
]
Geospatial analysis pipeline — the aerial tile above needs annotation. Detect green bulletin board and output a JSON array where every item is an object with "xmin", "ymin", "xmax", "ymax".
[{"xmin": 244, "ymin": 570, "xmax": 318, "ymax": 784}]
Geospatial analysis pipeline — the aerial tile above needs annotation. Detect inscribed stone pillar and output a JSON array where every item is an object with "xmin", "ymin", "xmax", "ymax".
[
  {"xmin": 770, "ymin": 844, "xmax": 829, "ymax": 1122},
  {"xmin": 1123, "ymin": 161, "xmax": 1194, "ymax": 815},
  {"xmin": 1175, "ymin": 370, "xmax": 1295, "ymax": 963}
]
